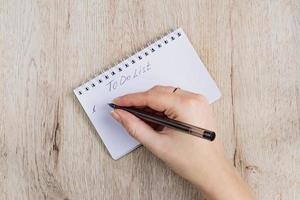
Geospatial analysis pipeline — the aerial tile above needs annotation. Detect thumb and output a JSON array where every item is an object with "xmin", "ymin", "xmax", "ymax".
[{"xmin": 111, "ymin": 109, "xmax": 163, "ymax": 153}]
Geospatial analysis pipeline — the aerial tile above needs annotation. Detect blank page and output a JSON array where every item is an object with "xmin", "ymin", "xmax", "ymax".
[{"xmin": 74, "ymin": 28, "xmax": 221, "ymax": 160}]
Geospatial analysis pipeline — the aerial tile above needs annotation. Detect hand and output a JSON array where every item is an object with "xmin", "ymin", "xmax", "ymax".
[{"xmin": 111, "ymin": 85, "xmax": 254, "ymax": 200}]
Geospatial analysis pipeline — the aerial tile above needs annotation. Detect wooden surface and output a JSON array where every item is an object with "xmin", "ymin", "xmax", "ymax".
[{"xmin": 0, "ymin": 0, "xmax": 299, "ymax": 199}]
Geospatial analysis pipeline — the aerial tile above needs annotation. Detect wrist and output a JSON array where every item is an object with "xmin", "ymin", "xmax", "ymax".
[{"xmin": 193, "ymin": 157, "xmax": 255, "ymax": 200}]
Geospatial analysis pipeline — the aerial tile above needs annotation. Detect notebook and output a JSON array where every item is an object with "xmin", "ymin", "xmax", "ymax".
[{"xmin": 74, "ymin": 28, "xmax": 221, "ymax": 160}]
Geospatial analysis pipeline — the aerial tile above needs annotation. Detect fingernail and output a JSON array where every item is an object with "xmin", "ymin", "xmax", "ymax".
[
  {"xmin": 112, "ymin": 97, "xmax": 119, "ymax": 103},
  {"xmin": 111, "ymin": 110, "xmax": 121, "ymax": 122}
]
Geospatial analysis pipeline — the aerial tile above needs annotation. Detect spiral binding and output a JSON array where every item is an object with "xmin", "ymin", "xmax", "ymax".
[{"xmin": 76, "ymin": 29, "xmax": 182, "ymax": 95}]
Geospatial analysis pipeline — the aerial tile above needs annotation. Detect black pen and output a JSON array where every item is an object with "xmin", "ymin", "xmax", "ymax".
[{"xmin": 108, "ymin": 103, "xmax": 216, "ymax": 141}]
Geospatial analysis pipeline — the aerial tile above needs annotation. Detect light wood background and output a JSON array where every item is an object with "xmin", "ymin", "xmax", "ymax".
[{"xmin": 0, "ymin": 0, "xmax": 299, "ymax": 199}]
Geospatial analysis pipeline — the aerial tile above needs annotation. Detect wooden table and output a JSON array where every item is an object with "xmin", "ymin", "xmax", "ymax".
[{"xmin": 1, "ymin": 1, "xmax": 299, "ymax": 199}]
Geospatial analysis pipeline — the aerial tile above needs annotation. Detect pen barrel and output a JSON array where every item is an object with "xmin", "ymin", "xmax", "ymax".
[{"xmin": 123, "ymin": 107, "xmax": 216, "ymax": 141}]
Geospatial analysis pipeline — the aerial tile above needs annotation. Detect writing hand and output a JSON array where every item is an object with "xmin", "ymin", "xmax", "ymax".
[{"xmin": 111, "ymin": 85, "xmax": 255, "ymax": 200}]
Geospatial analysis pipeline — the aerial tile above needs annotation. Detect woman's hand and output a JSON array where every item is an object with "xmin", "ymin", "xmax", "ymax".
[{"xmin": 111, "ymin": 85, "xmax": 254, "ymax": 200}]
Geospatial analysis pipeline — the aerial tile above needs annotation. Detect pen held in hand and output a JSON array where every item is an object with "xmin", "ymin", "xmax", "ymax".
[{"xmin": 108, "ymin": 103, "xmax": 216, "ymax": 141}]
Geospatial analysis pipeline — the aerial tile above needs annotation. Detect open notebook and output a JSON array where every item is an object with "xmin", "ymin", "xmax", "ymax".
[{"xmin": 74, "ymin": 28, "xmax": 221, "ymax": 160}]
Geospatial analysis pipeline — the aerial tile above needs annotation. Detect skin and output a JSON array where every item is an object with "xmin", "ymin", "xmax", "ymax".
[{"xmin": 110, "ymin": 85, "xmax": 255, "ymax": 200}]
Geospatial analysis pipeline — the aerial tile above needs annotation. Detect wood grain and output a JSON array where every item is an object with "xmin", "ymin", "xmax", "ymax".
[{"xmin": 0, "ymin": 0, "xmax": 299, "ymax": 199}]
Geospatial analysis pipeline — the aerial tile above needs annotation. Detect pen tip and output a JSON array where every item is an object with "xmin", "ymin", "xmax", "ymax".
[{"xmin": 108, "ymin": 103, "xmax": 116, "ymax": 109}]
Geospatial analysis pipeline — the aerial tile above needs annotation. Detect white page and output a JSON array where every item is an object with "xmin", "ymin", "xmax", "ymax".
[{"xmin": 74, "ymin": 28, "xmax": 221, "ymax": 160}]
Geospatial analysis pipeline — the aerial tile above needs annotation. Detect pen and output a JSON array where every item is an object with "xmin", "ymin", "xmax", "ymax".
[{"xmin": 108, "ymin": 103, "xmax": 216, "ymax": 141}]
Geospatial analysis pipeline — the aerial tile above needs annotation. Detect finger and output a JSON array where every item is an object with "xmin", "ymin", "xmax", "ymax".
[
  {"xmin": 113, "ymin": 85, "xmax": 181, "ymax": 115},
  {"xmin": 111, "ymin": 109, "xmax": 164, "ymax": 154}
]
